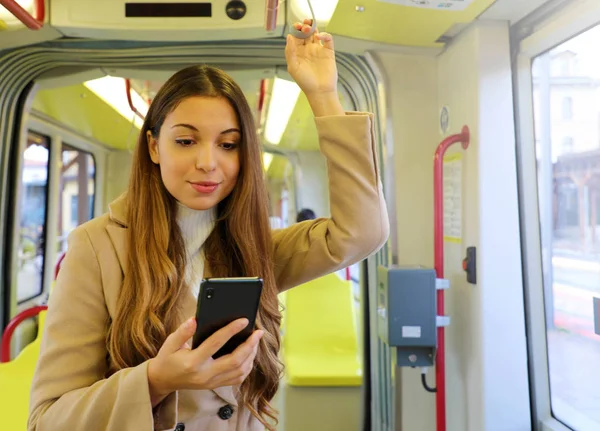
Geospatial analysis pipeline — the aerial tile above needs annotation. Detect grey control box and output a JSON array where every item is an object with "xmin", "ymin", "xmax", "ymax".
[{"xmin": 377, "ymin": 265, "xmax": 437, "ymax": 367}]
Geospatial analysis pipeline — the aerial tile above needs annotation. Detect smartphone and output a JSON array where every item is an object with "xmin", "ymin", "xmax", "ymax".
[{"xmin": 192, "ymin": 277, "xmax": 263, "ymax": 358}]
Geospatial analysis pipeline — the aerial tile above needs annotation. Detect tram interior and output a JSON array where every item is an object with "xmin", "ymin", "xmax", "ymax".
[{"xmin": 1, "ymin": 0, "xmax": 600, "ymax": 430}]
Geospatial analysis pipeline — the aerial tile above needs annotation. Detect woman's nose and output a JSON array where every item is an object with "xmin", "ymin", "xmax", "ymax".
[{"xmin": 195, "ymin": 145, "xmax": 217, "ymax": 172}]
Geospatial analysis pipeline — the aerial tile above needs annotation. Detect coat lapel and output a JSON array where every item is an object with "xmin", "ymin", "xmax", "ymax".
[
  {"xmin": 105, "ymin": 195, "xmax": 238, "ymax": 407},
  {"xmin": 106, "ymin": 224, "xmax": 128, "ymax": 275},
  {"xmin": 106, "ymin": 194, "xmax": 129, "ymax": 275}
]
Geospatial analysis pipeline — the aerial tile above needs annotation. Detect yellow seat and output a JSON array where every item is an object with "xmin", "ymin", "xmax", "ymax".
[
  {"xmin": 0, "ymin": 310, "xmax": 46, "ymax": 429},
  {"xmin": 281, "ymin": 273, "xmax": 362, "ymax": 387}
]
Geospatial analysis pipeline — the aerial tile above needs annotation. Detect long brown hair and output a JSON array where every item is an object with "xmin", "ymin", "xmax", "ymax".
[{"xmin": 106, "ymin": 65, "xmax": 282, "ymax": 428}]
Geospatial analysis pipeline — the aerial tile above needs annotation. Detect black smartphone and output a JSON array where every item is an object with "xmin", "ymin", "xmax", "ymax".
[{"xmin": 192, "ymin": 277, "xmax": 263, "ymax": 358}]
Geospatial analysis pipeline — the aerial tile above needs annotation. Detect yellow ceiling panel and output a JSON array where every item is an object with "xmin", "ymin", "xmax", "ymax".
[
  {"xmin": 278, "ymin": 92, "xmax": 319, "ymax": 151},
  {"xmin": 32, "ymin": 84, "xmax": 139, "ymax": 150},
  {"xmin": 327, "ymin": 0, "xmax": 497, "ymax": 47},
  {"xmin": 276, "ymin": 80, "xmax": 354, "ymax": 152}
]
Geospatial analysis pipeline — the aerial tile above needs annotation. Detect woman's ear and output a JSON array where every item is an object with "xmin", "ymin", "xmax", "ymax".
[{"xmin": 147, "ymin": 130, "xmax": 160, "ymax": 164}]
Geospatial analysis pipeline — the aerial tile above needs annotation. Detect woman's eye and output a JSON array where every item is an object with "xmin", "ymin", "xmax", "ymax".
[
  {"xmin": 175, "ymin": 139, "xmax": 194, "ymax": 147},
  {"xmin": 220, "ymin": 143, "xmax": 238, "ymax": 151}
]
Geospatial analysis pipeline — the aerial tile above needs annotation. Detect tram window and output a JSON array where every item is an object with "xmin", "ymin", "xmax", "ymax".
[
  {"xmin": 17, "ymin": 132, "xmax": 50, "ymax": 303},
  {"xmin": 532, "ymin": 25, "xmax": 600, "ymax": 430},
  {"xmin": 59, "ymin": 145, "xmax": 96, "ymax": 256}
]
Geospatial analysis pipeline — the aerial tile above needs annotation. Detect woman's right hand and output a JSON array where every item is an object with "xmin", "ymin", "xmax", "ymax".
[{"xmin": 147, "ymin": 317, "xmax": 263, "ymax": 406}]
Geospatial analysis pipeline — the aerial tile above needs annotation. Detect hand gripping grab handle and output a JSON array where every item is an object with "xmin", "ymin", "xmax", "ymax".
[{"xmin": 289, "ymin": 0, "xmax": 317, "ymax": 39}]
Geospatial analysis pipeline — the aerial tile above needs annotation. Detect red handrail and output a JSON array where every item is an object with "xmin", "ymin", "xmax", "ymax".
[
  {"xmin": 144, "ymin": 80, "xmax": 152, "ymax": 105},
  {"xmin": 265, "ymin": 0, "xmax": 278, "ymax": 31},
  {"xmin": 258, "ymin": 79, "xmax": 267, "ymax": 113},
  {"xmin": 54, "ymin": 252, "xmax": 66, "ymax": 280},
  {"xmin": 0, "ymin": 0, "xmax": 45, "ymax": 30},
  {"xmin": 433, "ymin": 125, "xmax": 470, "ymax": 431},
  {"xmin": 0, "ymin": 252, "xmax": 66, "ymax": 362},
  {"xmin": 125, "ymin": 79, "xmax": 146, "ymax": 121},
  {"xmin": 0, "ymin": 305, "xmax": 47, "ymax": 363}
]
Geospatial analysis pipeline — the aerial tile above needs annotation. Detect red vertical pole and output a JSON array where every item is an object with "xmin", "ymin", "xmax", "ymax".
[
  {"xmin": 433, "ymin": 146, "xmax": 446, "ymax": 431},
  {"xmin": 433, "ymin": 125, "xmax": 470, "ymax": 431}
]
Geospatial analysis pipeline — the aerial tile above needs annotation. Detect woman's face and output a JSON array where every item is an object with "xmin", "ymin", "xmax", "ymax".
[{"xmin": 148, "ymin": 96, "xmax": 241, "ymax": 210}]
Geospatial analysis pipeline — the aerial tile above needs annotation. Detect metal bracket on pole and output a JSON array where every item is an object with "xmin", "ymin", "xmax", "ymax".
[
  {"xmin": 436, "ymin": 278, "xmax": 450, "ymax": 290},
  {"xmin": 436, "ymin": 316, "xmax": 451, "ymax": 327}
]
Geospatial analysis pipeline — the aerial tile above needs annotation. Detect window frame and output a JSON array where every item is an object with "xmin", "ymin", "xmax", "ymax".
[
  {"xmin": 9, "ymin": 110, "xmax": 108, "ymax": 317},
  {"xmin": 60, "ymin": 143, "xmax": 98, "ymax": 250},
  {"xmin": 512, "ymin": 1, "xmax": 600, "ymax": 430}
]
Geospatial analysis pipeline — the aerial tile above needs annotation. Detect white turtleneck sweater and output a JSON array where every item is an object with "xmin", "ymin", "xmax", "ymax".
[{"xmin": 176, "ymin": 201, "xmax": 217, "ymax": 298}]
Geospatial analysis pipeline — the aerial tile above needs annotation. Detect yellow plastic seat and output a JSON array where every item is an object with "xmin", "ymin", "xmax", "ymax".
[
  {"xmin": 0, "ymin": 309, "xmax": 46, "ymax": 429},
  {"xmin": 281, "ymin": 273, "xmax": 362, "ymax": 386}
]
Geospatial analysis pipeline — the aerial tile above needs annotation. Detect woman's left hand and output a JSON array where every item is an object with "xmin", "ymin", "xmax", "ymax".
[{"xmin": 285, "ymin": 20, "xmax": 338, "ymax": 98}]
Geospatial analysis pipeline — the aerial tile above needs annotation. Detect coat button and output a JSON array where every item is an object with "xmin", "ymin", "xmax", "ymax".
[
  {"xmin": 218, "ymin": 404, "xmax": 234, "ymax": 420},
  {"xmin": 174, "ymin": 423, "xmax": 185, "ymax": 431}
]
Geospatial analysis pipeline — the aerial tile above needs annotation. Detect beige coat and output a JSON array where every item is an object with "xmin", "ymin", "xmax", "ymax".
[{"xmin": 28, "ymin": 112, "xmax": 389, "ymax": 431}]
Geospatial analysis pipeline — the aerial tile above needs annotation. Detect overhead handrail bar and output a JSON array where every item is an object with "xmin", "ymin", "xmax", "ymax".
[{"xmin": 0, "ymin": 0, "xmax": 45, "ymax": 30}]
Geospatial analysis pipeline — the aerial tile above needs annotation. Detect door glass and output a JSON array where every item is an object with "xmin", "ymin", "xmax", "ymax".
[{"xmin": 532, "ymin": 25, "xmax": 600, "ymax": 430}]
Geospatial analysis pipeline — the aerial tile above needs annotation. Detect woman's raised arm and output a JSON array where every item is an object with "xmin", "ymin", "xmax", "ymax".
[
  {"xmin": 272, "ymin": 26, "xmax": 390, "ymax": 290},
  {"xmin": 273, "ymin": 111, "xmax": 389, "ymax": 291}
]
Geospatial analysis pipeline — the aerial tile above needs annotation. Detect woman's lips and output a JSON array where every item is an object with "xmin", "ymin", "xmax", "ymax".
[{"xmin": 189, "ymin": 181, "xmax": 220, "ymax": 194}]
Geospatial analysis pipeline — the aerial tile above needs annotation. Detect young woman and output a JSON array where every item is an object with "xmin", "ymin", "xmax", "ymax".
[{"xmin": 28, "ymin": 21, "xmax": 389, "ymax": 431}]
